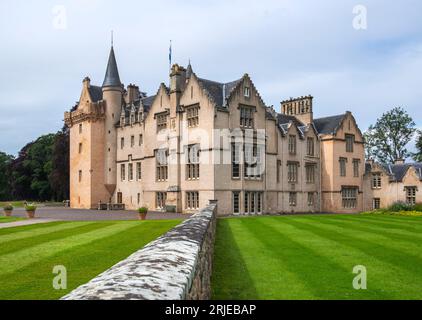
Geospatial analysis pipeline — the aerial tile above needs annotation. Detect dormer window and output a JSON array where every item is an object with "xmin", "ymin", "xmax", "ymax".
[
  {"xmin": 120, "ymin": 115, "xmax": 125, "ymax": 127},
  {"xmin": 244, "ymin": 86, "xmax": 250, "ymax": 98},
  {"xmin": 130, "ymin": 113, "xmax": 135, "ymax": 125}
]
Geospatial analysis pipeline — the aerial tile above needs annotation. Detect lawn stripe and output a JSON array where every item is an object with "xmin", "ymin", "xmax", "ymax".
[
  {"xmin": 286, "ymin": 217, "xmax": 422, "ymax": 283},
  {"xmin": 0, "ymin": 220, "xmax": 181, "ymax": 300},
  {"xmin": 0, "ymin": 221, "xmax": 69, "ymax": 236},
  {"xmin": 345, "ymin": 215, "xmax": 422, "ymax": 230},
  {"xmin": 256, "ymin": 217, "xmax": 393, "ymax": 299},
  {"xmin": 0, "ymin": 222, "xmax": 95, "ymax": 244},
  {"xmin": 0, "ymin": 222, "xmax": 137, "ymax": 276},
  {"xmin": 0, "ymin": 222, "xmax": 112, "ymax": 256}
]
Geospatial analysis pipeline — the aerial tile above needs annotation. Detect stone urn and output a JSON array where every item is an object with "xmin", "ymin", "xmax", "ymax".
[
  {"xmin": 3, "ymin": 205, "xmax": 13, "ymax": 217},
  {"xmin": 138, "ymin": 207, "xmax": 148, "ymax": 220},
  {"xmin": 25, "ymin": 204, "xmax": 37, "ymax": 219}
]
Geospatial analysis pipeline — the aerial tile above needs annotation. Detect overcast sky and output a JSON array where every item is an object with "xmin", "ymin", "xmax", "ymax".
[{"xmin": 0, "ymin": 0, "xmax": 421, "ymax": 155}]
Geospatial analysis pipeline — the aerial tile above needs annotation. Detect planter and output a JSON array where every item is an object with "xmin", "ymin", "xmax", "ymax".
[
  {"xmin": 3, "ymin": 210, "xmax": 13, "ymax": 217},
  {"xmin": 138, "ymin": 212, "xmax": 147, "ymax": 220},
  {"xmin": 26, "ymin": 210, "xmax": 36, "ymax": 219}
]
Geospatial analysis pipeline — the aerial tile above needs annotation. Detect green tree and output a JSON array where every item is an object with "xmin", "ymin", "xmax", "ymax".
[
  {"xmin": 0, "ymin": 151, "xmax": 14, "ymax": 200},
  {"xmin": 413, "ymin": 130, "xmax": 422, "ymax": 162},
  {"xmin": 49, "ymin": 126, "xmax": 70, "ymax": 201},
  {"xmin": 364, "ymin": 107, "xmax": 416, "ymax": 164}
]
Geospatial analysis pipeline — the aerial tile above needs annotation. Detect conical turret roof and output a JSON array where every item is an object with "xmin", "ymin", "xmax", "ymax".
[{"xmin": 102, "ymin": 46, "xmax": 121, "ymax": 87}]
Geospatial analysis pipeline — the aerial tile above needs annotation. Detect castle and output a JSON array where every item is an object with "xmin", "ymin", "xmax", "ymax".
[{"xmin": 64, "ymin": 46, "xmax": 421, "ymax": 215}]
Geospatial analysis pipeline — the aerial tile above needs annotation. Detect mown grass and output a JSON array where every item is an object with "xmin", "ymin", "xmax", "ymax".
[
  {"xmin": 0, "ymin": 216, "xmax": 23, "ymax": 223},
  {"xmin": 0, "ymin": 219, "xmax": 181, "ymax": 300},
  {"xmin": 212, "ymin": 214, "xmax": 422, "ymax": 300}
]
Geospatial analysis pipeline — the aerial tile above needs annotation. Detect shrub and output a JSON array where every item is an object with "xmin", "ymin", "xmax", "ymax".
[
  {"xmin": 389, "ymin": 201, "xmax": 413, "ymax": 212},
  {"xmin": 412, "ymin": 203, "xmax": 422, "ymax": 212},
  {"xmin": 3, "ymin": 204, "xmax": 13, "ymax": 211},
  {"xmin": 138, "ymin": 207, "xmax": 148, "ymax": 214},
  {"xmin": 25, "ymin": 204, "xmax": 37, "ymax": 211}
]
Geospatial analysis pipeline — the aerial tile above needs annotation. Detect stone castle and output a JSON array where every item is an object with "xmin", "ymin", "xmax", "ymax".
[{"xmin": 64, "ymin": 46, "xmax": 421, "ymax": 215}]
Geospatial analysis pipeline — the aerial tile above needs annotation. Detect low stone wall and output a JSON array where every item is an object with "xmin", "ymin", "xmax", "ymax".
[{"xmin": 61, "ymin": 201, "xmax": 217, "ymax": 300}]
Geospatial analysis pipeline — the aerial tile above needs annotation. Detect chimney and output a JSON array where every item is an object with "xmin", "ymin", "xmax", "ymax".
[
  {"xmin": 83, "ymin": 76, "xmax": 91, "ymax": 88},
  {"xmin": 394, "ymin": 158, "xmax": 405, "ymax": 165},
  {"xmin": 280, "ymin": 95, "xmax": 313, "ymax": 125},
  {"xmin": 170, "ymin": 64, "xmax": 187, "ymax": 94},
  {"xmin": 127, "ymin": 84, "xmax": 140, "ymax": 103}
]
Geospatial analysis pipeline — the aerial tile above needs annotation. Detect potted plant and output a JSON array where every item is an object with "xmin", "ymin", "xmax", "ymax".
[
  {"xmin": 3, "ymin": 204, "xmax": 13, "ymax": 217},
  {"xmin": 25, "ymin": 203, "xmax": 37, "ymax": 219},
  {"xmin": 138, "ymin": 207, "xmax": 148, "ymax": 220}
]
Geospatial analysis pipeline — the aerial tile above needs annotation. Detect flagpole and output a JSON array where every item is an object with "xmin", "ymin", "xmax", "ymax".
[{"xmin": 169, "ymin": 40, "xmax": 172, "ymax": 73}]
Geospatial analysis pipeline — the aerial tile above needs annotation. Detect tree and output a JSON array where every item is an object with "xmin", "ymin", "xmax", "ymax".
[
  {"xmin": 364, "ymin": 107, "xmax": 416, "ymax": 164},
  {"xmin": 49, "ymin": 126, "xmax": 70, "ymax": 201},
  {"xmin": 0, "ymin": 151, "xmax": 14, "ymax": 200},
  {"xmin": 413, "ymin": 130, "xmax": 422, "ymax": 162}
]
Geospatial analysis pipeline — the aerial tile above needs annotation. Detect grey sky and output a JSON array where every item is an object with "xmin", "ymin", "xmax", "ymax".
[{"xmin": 0, "ymin": 0, "xmax": 421, "ymax": 155}]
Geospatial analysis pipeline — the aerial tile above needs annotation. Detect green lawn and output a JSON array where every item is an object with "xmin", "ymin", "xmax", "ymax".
[
  {"xmin": 0, "ymin": 219, "xmax": 180, "ymax": 300},
  {"xmin": 212, "ymin": 214, "xmax": 422, "ymax": 300},
  {"xmin": 0, "ymin": 216, "xmax": 23, "ymax": 223}
]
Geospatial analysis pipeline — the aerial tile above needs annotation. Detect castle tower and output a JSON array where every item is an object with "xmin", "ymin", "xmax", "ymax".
[
  {"xmin": 281, "ymin": 95, "xmax": 313, "ymax": 125},
  {"xmin": 102, "ymin": 46, "xmax": 123, "ymax": 200}
]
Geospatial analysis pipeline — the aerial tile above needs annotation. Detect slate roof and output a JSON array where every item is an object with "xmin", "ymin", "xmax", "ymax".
[
  {"xmin": 88, "ymin": 85, "xmax": 103, "ymax": 102},
  {"xmin": 382, "ymin": 163, "xmax": 422, "ymax": 182},
  {"xmin": 313, "ymin": 114, "xmax": 346, "ymax": 135},
  {"xmin": 197, "ymin": 77, "xmax": 242, "ymax": 107},
  {"xmin": 277, "ymin": 114, "xmax": 304, "ymax": 127},
  {"xmin": 102, "ymin": 46, "xmax": 122, "ymax": 87}
]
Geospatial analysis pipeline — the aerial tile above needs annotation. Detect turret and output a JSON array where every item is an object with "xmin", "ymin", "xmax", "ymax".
[{"xmin": 102, "ymin": 46, "xmax": 123, "ymax": 198}]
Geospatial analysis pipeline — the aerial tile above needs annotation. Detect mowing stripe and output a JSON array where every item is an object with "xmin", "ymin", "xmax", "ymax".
[
  {"xmin": 345, "ymin": 215, "xmax": 422, "ymax": 229},
  {"xmin": 257, "ymin": 218, "xmax": 393, "ymax": 299},
  {"xmin": 0, "ymin": 222, "xmax": 95, "ymax": 244},
  {"xmin": 0, "ymin": 221, "xmax": 69, "ymax": 236},
  {"xmin": 0, "ymin": 222, "xmax": 137, "ymax": 276},
  {"xmin": 286, "ymin": 217, "xmax": 422, "ymax": 279},
  {"xmin": 0, "ymin": 222, "xmax": 115, "ymax": 256}
]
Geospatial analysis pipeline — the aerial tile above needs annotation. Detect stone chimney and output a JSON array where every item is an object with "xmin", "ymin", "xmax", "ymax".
[
  {"xmin": 126, "ymin": 84, "xmax": 140, "ymax": 103},
  {"xmin": 170, "ymin": 64, "xmax": 187, "ymax": 111},
  {"xmin": 83, "ymin": 76, "xmax": 91, "ymax": 88},
  {"xmin": 394, "ymin": 159, "xmax": 405, "ymax": 165},
  {"xmin": 281, "ymin": 95, "xmax": 313, "ymax": 125}
]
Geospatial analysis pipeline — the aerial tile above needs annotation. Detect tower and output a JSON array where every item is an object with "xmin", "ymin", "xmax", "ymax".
[{"xmin": 102, "ymin": 45, "xmax": 123, "ymax": 201}]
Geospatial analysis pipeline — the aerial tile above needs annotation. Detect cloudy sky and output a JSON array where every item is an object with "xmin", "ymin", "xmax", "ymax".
[{"xmin": 0, "ymin": 0, "xmax": 421, "ymax": 155}]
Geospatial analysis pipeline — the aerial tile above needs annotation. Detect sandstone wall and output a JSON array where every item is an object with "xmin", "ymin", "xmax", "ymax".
[{"xmin": 61, "ymin": 202, "xmax": 217, "ymax": 300}]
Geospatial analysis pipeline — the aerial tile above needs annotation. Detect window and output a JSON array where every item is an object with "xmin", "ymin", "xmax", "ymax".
[
  {"xmin": 156, "ymin": 149, "xmax": 168, "ymax": 181},
  {"xmin": 128, "ymin": 163, "xmax": 133, "ymax": 181},
  {"xmin": 244, "ymin": 144, "xmax": 264, "ymax": 179},
  {"xmin": 231, "ymin": 143, "xmax": 241, "ymax": 179},
  {"xmin": 130, "ymin": 135, "xmax": 135, "ymax": 148},
  {"xmin": 288, "ymin": 135, "xmax": 296, "ymax": 154},
  {"xmin": 287, "ymin": 162, "xmax": 298, "ymax": 183},
  {"xmin": 186, "ymin": 105, "xmax": 199, "ymax": 127},
  {"xmin": 277, "ymin": 160, "xmax": 281, "ymax": 183},
  {"xmin": 136, "ymin": 162, "xmax": 141, "ymax": 180},
  {"xmin": 372, "ymin": 173, "xmax": 381, "ymax": 189},
  {"xmin": 406, "ymin": 187, "xmax": 417, "ymax": 205},
  {"xmin": 244, "ymin": 192, "xmax": 263, "ymax": 214},
  {"xmin": 157, "ymin": 113, "xmax": 168, "ymax": 132},
  {"xmin": 289, "ymin": 192, "xmax": 297, "ymax": 206},
  {"xmin": 240, "ymin": 106, "xmax": 254, "ymax": 128},
  {"xmin": 306, "ymin": 164, "xmax": 316, "ymax": 183},
  {"xmin": 139, "ymin": 134, "xmax": 143, "ymax": 146},
  {"xmin": 78, "ymin": 170, "xmax": 82, "ymax": 182},
  {"xmin": 130, "ymin": 113, "xmax": 135, "ymax": 124},
  {"xmin": 339, "ymin": 157, "xmax": 347, "ymax": 176},
  {"xmin": 120, "ymin": 164, "xmax": 126, "ymax": 181},
  {"xmin": 306, "ymin": 137, "xmax": 314, "ymax": 156},
  {"xmin": 373, "ymin": 198, "xmax": 380, "ymax": 210},
  {"xmin": 353, "ymin": 159, "xmax": 360, "ymax": 177},
  {"xmin": 345, "ymin": 134, "xmax": 355, "ymax": 152},
  {"xmin": 78, "ymin": 143, "xmax": 82, "ymax": 154},
  {"xmin": 120, "ymin": 137, "xmax": 124, "ymax": 149},
  {"xmin": 117, "ymin": 192, "xmax": 122, "ymax": 204},
  {"xmin": 156, "ymin": 192, "xmax": 167, "ymax": 209},
  {"xmin": 186, "ymin": 191, "xmax": 199, "ymax": 210},
  {"xmin": 233, "ymin": 192, "xmax": 240, "ymax": 214},
  {"xmin": 79, "ymin": 124, "xmax": 82, "ymax": 134},
  {"xmin": 186, "ymin": 144, "xmax": 200, "ymax": 180},
  {"xmin": 137, "ymin": 193, "xmax": 140, "ymax": 204},
  {"xmin": 342, "ymin": 187, "xmax": 357, "ymax": 209},
  {"xmin": 244, "ymin": 87, "xmax": 250, "ymax": 97},
  {"xmin": 308, "ymin": 192, "xmax": 315, "ymax": 206}
]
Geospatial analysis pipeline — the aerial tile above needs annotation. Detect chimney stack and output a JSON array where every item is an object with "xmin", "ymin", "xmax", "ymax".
[
  {"xmin": 394, "ymin": 158, "xmax": 405, "ymax": 165},
  {"xmin": 127, "ymin": 84, "xmax": 140, "ymax": 103}
]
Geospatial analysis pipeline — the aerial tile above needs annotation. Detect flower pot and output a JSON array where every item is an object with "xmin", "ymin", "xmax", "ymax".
[
  {"xmin": 138, "ymin": 212, "xmax": 147, "ymax": 220},
  {"xmin": 26, "ymin": 210, "xmax": 35, "ymax": 219},
  {"xmin": 4, "ymin": 210, "xmax": 13, "ymax": 217}
]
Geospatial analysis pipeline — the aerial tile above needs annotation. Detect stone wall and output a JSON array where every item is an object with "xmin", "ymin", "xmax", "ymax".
[{"xmin": 61, "ymin": 201, "xmax": 217, "ymax": 300}]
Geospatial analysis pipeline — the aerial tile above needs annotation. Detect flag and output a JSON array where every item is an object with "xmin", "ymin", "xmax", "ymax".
[{"xmin": 169, "ymin": 40, "xmax": 172, "ymax": 70}]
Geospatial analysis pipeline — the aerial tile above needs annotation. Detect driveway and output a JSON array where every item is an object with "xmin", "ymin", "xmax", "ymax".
[{"xmin": 11, "ymin": 207, "xmax": 191, "ymax": 221}]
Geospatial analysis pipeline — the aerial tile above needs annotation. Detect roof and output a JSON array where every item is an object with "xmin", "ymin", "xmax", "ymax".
[
  {"xmin": 88, "ymin": 85, "xmax": 103, "ymax": 102},
  {"xmin": 384, "ymin": 163, "xmax": 422, "ymax": 182},
  {"xmin": 140, "ymin": 95, "xmax": 156, "ymax": 112},
  {"xmin": 197, "ymin": 77, "xmax": 242, "ymax": 106},
  {"xmin": 277, "ymin": 114, "xmax": 304, "ymax": 127},
  {"xmin": 102, "ymin": 46, "xmax": 121, "ymax": 87},
  {"xmin": 313, "ymin": 114, "xmax": 346, "ymax": 135}
]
